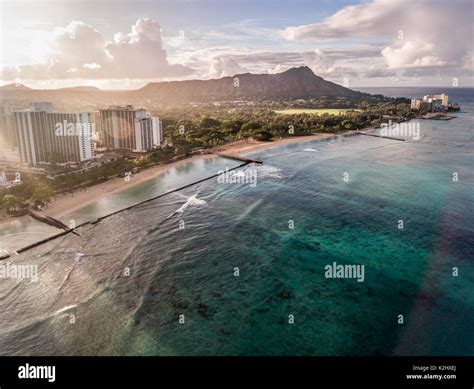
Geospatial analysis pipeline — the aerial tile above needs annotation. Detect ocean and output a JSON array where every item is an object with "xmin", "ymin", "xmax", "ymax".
[{"xmin": 0, "ymin": 87, "xmax": 472, "ymax": 355}]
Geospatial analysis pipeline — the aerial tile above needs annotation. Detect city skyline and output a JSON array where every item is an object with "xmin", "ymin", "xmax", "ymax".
[
  {"xmin": 1, "ymin": 101, "xmax": 163, "ymax": 166},
  {"xmin": 1, "ymin": 0, "xmax": 473, "ymax": 89}
]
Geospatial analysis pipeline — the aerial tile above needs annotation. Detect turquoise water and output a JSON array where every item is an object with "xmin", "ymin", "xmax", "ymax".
[
  {"xmin": 0, "ymin": 156, "xmax": 241, "ymax": 252},
  {"xmin": 0, "ymin": 104, "xmax": 472, "ymax": 356}
]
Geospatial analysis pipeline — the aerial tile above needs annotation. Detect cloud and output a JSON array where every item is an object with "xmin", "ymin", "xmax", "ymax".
[
  {"xmin": 381, "ymin": 42, "xmax": 447, "ymax": 69},
  {"xmin": 0, "ymin": 18, "xmax": 192, "ymax": 81},
  {"xmin": 1, "ymin": 2, "xmax": 471, "ymax": 88},
  {"xmin": 283, "ymin": 0, "xmax": 473, "ymax": 72},
  {"xmin": 175, "ymin": 46, "xmax": 371, "ymax": 84},
  {"xmin": 208, "ymin": 57, "xmax": 248, "ymax": 78},
  {"xmin": 284, "ymin": 0, "xmax": 398, "ymax": 40},
  {"xmin": 83, "ymin": 63, "xmax": 101, "ymax": 70},
  {"xmin": 105, "ymin": 18, "xmax": 190, "ymax": 78}
]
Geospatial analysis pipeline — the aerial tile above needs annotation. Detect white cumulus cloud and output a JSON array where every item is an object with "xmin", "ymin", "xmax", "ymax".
[
  {"xmin": 0, "ymin": 18, "xmax": 192, "ymax": 81},
  {"xmin": 283, "ymin": 0, "xmax": 473, "ymax": 72}
]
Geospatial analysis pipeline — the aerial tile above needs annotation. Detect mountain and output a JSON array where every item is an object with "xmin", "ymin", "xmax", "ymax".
[
  {"xmin": 0, "ymin": 84, "xmax": 101, "ymax": 92},
  {"xmin": 56, "ymin": 86, "xmax": 102, "ymax": 92},
  {"xmin": 137, "ymin": 66, "xmax": 363, "ymax": 101},
  {"xmin": 0, "ymin": 83, "xmax": 33, "ymax": 91},
  {"xmin": 0, "ymin": 67, "xmax": 370, "ymax": 109}
]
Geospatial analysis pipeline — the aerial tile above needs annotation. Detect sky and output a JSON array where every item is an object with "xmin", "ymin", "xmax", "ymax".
[{"xmin": 0, "ymin": 0, "xmax": 473, "ymax": 89}]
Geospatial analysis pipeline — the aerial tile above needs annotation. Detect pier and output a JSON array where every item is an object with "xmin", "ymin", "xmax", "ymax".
[
  {"xmin": 28, "ymin": 211, "xmax": 80, "ymax": 236},
  {"xmin": 214, "ymin": 152, "xmax": 263, "ymax": 164},
  {"xmin": 357, "ymin": 132, "xmax": 406, "ymax": 142},
  {"xmin": 420, "ymin": 113, "xmax": 456, "ymax": 120},
  {"xmin": 16, "ymin": 229, "xmax": 75, "ymax": 254}
]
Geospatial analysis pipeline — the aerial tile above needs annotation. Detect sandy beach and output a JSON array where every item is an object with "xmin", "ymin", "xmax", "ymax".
[
  {"xmin": 213, "ymin": 132, "xmax": 341, "ymax": 155},
  {"xmin": 0, "ymin": 132, "xmax": 347, "ymax": 225}
]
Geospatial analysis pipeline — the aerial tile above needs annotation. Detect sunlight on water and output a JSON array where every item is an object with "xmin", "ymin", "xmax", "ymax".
[{"xmin": 0, "ymin": 103, "xmax": 472, "ymax": 356}]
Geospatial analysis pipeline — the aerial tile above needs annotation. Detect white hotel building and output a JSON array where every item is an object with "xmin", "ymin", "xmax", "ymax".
[
  {"xmin": 99, "ymin": 105, "xmax": 163, "ymax": 152},
  {"xmin": 13, "ymin": 102, "xmax": 95, "ymax": 166}
]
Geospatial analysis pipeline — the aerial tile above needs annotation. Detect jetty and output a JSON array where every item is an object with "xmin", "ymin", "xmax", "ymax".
[
  {"xmin": 28, "ymin": 211, "xmax": 80, "ymax": 236},
  {"xmin": 214, "ymin": 152, "xmax": 263, "ymax": 164},
  {"xmin": 420, "ymin": 113, "xmax": 456, "ymax": 120},
  {"xmin": 357, "ymin": 132, "xmax": 406, "ymax": 142},
  {"xmin": 16, "ymin": 229, "xmax": 75, "ymax": 254}
]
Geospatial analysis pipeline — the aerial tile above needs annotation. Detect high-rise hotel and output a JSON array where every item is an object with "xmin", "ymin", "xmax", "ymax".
[
  {"xmin": 13, "ymin": 102, "xmax": 95, "ymax": 166},
  {"xmin": 99, "ymin": 105, "xmax": 163, "ymax": 152},
  {"xmin": 0, "ymin": 104, "xmax": 16, "ymax": 150}
]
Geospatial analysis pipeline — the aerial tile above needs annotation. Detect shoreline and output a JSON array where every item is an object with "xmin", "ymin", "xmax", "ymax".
[
  {"xmin": 213, "ymin": 132, "xmax": 348, "ymax": 156},
  {"xmin": 0, "ymin": 131, "xmax": 352, "ymax": 226}
]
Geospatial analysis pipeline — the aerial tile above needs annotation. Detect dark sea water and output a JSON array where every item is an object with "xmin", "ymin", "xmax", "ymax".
[
  {"xmin": 355, "ymin": 86, "xmax": 474, "ymax": 104},
  {"xmin": 0, "ymin": 88, "xmax": 473, "ymax": 356}
]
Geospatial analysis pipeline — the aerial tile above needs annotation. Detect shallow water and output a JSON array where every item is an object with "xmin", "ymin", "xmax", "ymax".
[{"xmin": 0, "ymin": 98, "xmax": 472, "ymax": 356}]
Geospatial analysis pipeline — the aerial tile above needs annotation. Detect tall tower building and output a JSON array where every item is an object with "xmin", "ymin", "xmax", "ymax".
[
  {"xmin": 13, "ymin": 102, "xmax": 95, "ymax": 166},
  {"xmin": 134, "ymin": 111, "xmax": 163, "ymax": 151},
  {"xmin": 0, "ymin": 104, "xmax": 17, "ymax": 150},
  {"xmin": 99, "ymin": 106, "xmax": 163, "ymax": 152}
]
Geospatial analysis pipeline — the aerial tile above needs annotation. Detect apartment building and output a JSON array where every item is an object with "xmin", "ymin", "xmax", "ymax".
[
  {"xmin": 0, "ymin": 104, "xmax": 17, "ymax": 150},
  {"xmin": 13, "ymin": 102, "xmax": 95, "ymax": 166},
  {"xmin": 99, "ymin": 105, "xmax": 163, "ymax": 152}
]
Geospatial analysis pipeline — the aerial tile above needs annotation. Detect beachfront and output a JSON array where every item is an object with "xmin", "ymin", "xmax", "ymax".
[{"xmin": 0, "ymin": 133, "xmax": 341, "ymax": 225}]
